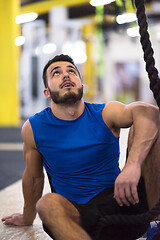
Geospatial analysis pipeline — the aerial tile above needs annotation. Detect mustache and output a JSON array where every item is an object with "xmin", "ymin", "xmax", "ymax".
[{"xmin": 59, "ymin": 79, "xmax": 75, "ymax": 89}]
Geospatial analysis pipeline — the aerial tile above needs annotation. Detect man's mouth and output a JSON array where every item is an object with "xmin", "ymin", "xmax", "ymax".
[{"xmin": 60, "ymin": 81, "xmax": 75, "ymax": 89}]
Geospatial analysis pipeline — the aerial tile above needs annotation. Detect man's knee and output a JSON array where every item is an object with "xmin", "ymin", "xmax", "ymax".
[
  {"xmin": 36, "ymin": 193, "xmax": 66, "ymax": 215},
  {"xmin": 36, "ymin": 193, "xmax": 81, "ymax": 223}
]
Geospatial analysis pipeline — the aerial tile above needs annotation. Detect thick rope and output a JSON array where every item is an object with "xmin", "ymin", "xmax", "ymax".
[
  {"xmin": 93, "ymin": 199, "xmax": 160, "ymax": 239},
  {"xmin": 133, "ymin": 0, "xmax": 160, "ymax": 107}
]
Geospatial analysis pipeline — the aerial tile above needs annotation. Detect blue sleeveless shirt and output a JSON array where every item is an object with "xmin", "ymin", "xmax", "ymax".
[{"xmin": 29, "ymin": 102, "xmax": 120, "ymax": 204}]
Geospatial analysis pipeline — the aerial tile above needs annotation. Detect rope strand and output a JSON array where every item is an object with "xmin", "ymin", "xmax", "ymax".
[
  {"xmin": 134, "ymin": 0, "xmax": 160, "ymax": 107},
  {"xmin": 93, "ymin": 199, "xmax": 160, "ymax": 240}
]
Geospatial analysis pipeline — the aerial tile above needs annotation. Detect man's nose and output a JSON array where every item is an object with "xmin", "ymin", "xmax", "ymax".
[{"xmin": 63, "ymin": 72, "xmax": 70, "ymax": 80}]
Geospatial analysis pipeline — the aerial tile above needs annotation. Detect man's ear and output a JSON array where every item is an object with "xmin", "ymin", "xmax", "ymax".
[
  {"xmin": 82, "ymin": 83, "xmax": 86, "ymax": 93},
  {"xmin": 44, "ymin": 88, "xmax": 51, "ymax": 99}
]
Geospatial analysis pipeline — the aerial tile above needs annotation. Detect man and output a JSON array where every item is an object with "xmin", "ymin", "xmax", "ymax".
[{"xmin": 2, "ymin": 54, "xmax": 159, "ymax": 240}]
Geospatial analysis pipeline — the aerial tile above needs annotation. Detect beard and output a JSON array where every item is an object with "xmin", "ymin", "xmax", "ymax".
[{"xmin": 48, "ymin": 86, "xmax": 83, "ymax": 106}]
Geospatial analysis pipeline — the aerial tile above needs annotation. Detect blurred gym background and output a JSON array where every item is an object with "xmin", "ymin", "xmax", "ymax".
[{"xmin": 0, "ymin": 0, "xmax": 160, "ymax": 189}]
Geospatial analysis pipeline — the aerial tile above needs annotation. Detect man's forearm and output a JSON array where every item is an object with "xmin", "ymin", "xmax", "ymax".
[
  {"xmin": 127, "ymin": 105, "xmax": 159, "ymax": 166},
  {"xmin": 113, "ymin": 103, "xmax": 159, "ymax": 207},
  {"xmin": 22, "ymin": 170, "xmax": 44, "ymax": 224}
]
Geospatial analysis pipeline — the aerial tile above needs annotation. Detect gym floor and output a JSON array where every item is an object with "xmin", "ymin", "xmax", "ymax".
[{"xmin": 0, "ymin": 127, "xmax": 146, "ymax": 240}]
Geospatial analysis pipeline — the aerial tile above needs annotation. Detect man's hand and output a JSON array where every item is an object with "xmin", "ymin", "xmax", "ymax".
[
  {"xmin": 1, "ymin": 213, "xmax": 33, "ymax": 226},
  {"xmin": 114, "ymin": 161, "xmax": 141, "ymax": 206}
]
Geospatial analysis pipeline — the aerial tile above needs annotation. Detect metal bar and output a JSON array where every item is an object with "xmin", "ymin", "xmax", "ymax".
[{"xmin": 20, "ymin": 0, "xmax": 90, "ymax": 14}]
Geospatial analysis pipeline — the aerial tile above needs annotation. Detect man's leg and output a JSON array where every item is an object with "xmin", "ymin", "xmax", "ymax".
[
  {"xmin": 36, "ymin": 193, "xmax": 92, "ymax": 240},
  {"xmin": 127, "ymin": 126, "xmax": 160, "ymax": 210}
]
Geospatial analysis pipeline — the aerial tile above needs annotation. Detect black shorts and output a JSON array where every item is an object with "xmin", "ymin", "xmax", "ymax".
[{"xmin": 43, "ymin": 177, "xmax": 149, "ymax": 240}]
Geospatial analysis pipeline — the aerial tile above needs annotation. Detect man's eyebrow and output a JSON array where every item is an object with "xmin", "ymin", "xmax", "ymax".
[
  {"xmin": 50, "ymin": 66, "xmax": 61, "ymax": 74},
  {"xmin": 66, "ymin": 65, "xmax": 77, "ymax": 71},
  {"xmin": 50, "ymin": 65, "xmax": 77, "ymax": 74}
]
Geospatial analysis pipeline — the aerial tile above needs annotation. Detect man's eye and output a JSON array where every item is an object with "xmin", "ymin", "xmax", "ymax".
[
  {"xmin": 53, "ymin": 71, "xmax": 60, "ymax": 76},
  {"xmin": 69, "ymin": 69, "xmax": 76, "ymax": 74}
]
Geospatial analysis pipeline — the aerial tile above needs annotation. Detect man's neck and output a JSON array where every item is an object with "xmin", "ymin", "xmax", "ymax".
[{"xmin": 50, "ymin": 100, "xmax": 85, "ymax": 120}]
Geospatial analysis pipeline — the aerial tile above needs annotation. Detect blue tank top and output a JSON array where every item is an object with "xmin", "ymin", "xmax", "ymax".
[{"xmin": 29, "ymin": 102, "xmax": 120, "ymax": 204}]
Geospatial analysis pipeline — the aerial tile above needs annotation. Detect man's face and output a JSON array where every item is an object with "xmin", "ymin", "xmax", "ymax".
[{"xmin": 45, "ymin": 61, "xmax": 83, "ymax": 105}]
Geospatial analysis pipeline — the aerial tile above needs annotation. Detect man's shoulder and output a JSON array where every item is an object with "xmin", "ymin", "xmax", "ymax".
[
  {"xmin": 25, "ymin": 108, "xmax": 51, "ymax": 140},
  {"xmin": 85, "ymin": 102, "xmax": 105, "ymax": 112},
  {"xmin": 21, "ymin": 120, "xmax": 35, "ymax": 147},
  {"xmin": 29, "ymin": 107, "xmax": 50, "ymax": 120}
]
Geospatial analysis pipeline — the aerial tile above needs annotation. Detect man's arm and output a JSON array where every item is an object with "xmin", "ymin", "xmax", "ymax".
[
  {"xmin": 102, "ymin": 101, "xmax": 159, "ymax": 207},
  {"xmin": 2, "ymin": 120, "xmax": 44, "ymax": 225}
]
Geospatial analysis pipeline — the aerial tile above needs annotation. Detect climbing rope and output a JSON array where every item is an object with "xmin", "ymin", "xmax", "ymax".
[
  {"xmin": 133, "ymin": 0, "xmax": 160, "ymax": 107},
  {"xmin": 93, "ymin": 199, "xmax": 160, "ymax": 239}
]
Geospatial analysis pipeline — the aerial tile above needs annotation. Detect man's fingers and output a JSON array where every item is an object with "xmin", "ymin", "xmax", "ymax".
[
  {"xmin": 114, "ymin": 183, "xmax": 139, "ymax": 206},
  {"xmin": 118, "ymin": 185, "xmax": 131, "ymax": 206},
  {"xmin": 123, "ymin": 183, "xmax": 139, "ymax": 205},
  {"xmin": 1, "ymin": 213, "xmax": 20, "ymax": 222},
  {"xmin": 114, "ymin": 184, "xmax": 122, "ymax": 206},
  {"xmin": 114, "ymin": 162, "xmax": 141, "ymax": 207},
  {"xmin": 124, "ymin": 185, "xmax": 137, "ymax": 205},
  {"xmin": 1, "ymin": 215, "xmax": 12, "ymax": 221},
  {"xmin": 2, "ymin": 213, "xmax": 23, "ymax": 226},
  {"xmin": 123, "ymin": 186, "xmax": 133, "ymax": 206},
  {"xmin": 131, "ymin": 184, "xmax": 139, "ymax": 204},
  {"xmin": 114, "ymin": 183, "xmax": 124, "ymax": 206},
  {"xmin": 114, "ymin": 184, "xmax": 130, "ymax": 206},
  {"xmin": 2, "ymin": 218, "xmax": 14, "ymax": 225}
]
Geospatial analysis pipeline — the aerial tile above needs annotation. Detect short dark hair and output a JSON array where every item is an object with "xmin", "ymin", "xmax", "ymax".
[{"xmin": 42, "ymin": 54, "xmax": 81, "ymax": 87}]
